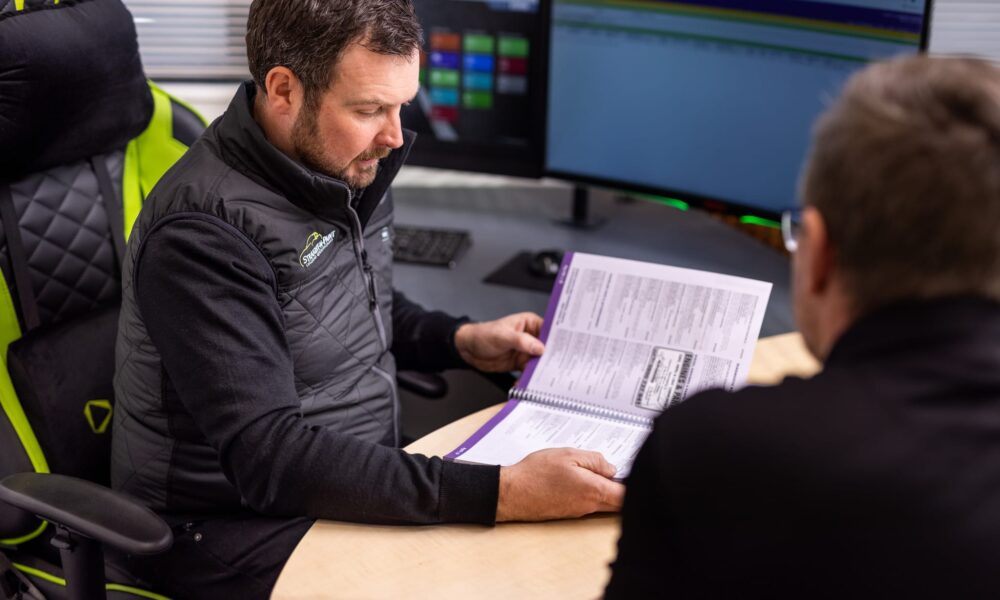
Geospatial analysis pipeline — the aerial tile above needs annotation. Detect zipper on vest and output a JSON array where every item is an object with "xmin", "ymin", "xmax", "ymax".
[
  {"xmin": 362, "ymin": 251, "xmax": 391, "ymax": 354},
  {"xmin": 371, "ymin": 365, "xmax": 401, "ymax": 446},
  {"xmin": 346, "ymin": 203, "xmax": 398, "ymax": 445},
  {"xmin": 362, "ymin": 254, "xmax": 377, "ymax": 310},
  {"xmin": 345, "ymin": 205, "xmax": 388, "ymax": 351}
]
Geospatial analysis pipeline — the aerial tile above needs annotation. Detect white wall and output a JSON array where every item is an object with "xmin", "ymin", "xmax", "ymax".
[{"xmin": 157, "ymin": 82, "xmax": 239, "ymax": 124}]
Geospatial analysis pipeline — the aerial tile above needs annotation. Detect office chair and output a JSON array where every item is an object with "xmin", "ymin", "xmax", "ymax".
[
  {"xmin": 0, "ymin": 1, "xmax": 206, "ymax": 598},
  {"xmin": 0, "ymin": 3, "xmax": 506, "ymax": 595}
]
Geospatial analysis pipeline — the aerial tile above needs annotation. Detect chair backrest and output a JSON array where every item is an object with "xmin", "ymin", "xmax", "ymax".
[{"xmin": 0, "ymin": 0, "xmax": 205, "ymax": 548}]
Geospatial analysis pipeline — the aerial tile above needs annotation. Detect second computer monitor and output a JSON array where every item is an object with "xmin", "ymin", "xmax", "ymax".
[
  {"xmin": 402, "ymin": 0, "xmax": 549, "ymax": 178},
  {"xmin": 545, "ymin": 0, "xmax": 932, "ymax": 218}
]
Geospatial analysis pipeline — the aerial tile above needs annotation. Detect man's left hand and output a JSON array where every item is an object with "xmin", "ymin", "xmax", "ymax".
[{"xmin": 454, "ymin": 312, "xmax": 544, "ymax": 372}]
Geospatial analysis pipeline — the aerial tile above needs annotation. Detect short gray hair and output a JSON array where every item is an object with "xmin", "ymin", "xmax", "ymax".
[{"xmin": 800, "ymin": 55, "xmax": 1000, "ymax": 313}]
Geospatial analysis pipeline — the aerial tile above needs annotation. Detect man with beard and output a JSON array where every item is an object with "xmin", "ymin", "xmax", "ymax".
[{"xmin": 110, "ymin": 0, "xmax": 624, "ymax": 597}]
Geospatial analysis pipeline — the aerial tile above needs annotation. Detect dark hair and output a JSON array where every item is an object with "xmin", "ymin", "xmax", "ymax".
[
  {"xmin": 246, "ymin": 0, "xmax": 422, "ymax": 104},
  {"xmin": 800, "ymin": 55, "xmax": 1000, "ymax": 313}
]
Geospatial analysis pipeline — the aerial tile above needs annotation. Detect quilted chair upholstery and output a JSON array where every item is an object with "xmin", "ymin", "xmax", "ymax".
[
  {"xmin": 1, "ymin": 157, "xmax": 126, "ymax": 328},
  {"xmin": 0, "ymin": 0, "xmax": 205, "ymax": 598}
]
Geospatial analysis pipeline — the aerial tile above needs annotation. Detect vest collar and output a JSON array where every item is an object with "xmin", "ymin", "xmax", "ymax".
[{"xmin": 213, "ymin": 81, "xmax": 414, "ymax": 226}]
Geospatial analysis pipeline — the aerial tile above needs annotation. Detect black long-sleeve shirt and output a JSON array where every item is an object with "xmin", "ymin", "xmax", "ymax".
[
  {"xmin": 135, "ymin": 216, "xmax": 500, "ymax": 525},
  {"xmin": 606, "ymin": 298, "xmax": 1000, "ymax": 598}
]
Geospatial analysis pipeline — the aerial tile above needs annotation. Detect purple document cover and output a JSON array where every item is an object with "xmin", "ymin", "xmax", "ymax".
[
  {"xmin": 444, "ymin": 399, "xmax": 521, "ymax": 460},
  {"xmin": 517, "ymin": 251, "xmax": 574, "ymax": 390},
  {"xmin": 444, "ymin": 252, "xmax": 575, "ymax": 461}
]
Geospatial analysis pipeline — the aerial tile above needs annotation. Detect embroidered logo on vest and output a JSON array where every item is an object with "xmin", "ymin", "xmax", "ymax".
[{"xmin": 299, "ymin": 231, "xmax": 337, "ymax": 267}]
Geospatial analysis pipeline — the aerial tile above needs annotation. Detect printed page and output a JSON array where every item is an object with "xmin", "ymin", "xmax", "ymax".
[
  {"xmin": 519, "ymin": 252, "xmax": 772, "ymax": 420},
  {"xmin": 446, "ymin": 400, "xmax": 649, "ymax": 479}
]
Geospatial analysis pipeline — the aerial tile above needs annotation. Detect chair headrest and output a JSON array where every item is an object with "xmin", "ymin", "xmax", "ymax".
[{"xmin": 0, "ymin": 0, "xmax": 153, "ymax": 180}]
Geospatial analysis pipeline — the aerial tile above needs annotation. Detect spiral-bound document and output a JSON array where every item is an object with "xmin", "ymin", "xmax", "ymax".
[{"xmin": 445, "ymin": 251, "xmax": 772, "ymax": 478}]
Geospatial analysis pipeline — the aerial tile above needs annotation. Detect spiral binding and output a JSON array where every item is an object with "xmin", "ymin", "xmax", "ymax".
[{"xmin": 509, "ymin": 386, "xmax": 653, "ymax": 427}]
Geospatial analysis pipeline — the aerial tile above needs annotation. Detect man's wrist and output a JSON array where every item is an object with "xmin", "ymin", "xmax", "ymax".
[
  {"xmin": 496, "ymin": 465, "xmax": 515, "ymax": 522},
  {"xmin": 452, "ymin": 320, "xmax": 475, "ymax": 366}
]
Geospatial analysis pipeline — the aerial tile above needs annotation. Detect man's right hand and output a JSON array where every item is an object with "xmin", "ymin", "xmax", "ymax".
[{"xmin": 496, "ymin": 448, "xmax": 626, "ymax": 522}]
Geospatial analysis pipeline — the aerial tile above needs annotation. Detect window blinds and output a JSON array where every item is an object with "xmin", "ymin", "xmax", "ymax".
[
  {"xmin": 123, "ymin": 0, "xmax": 252, "ymax": 80},
  {"xmin": 125, "ymin": 0, "xmax": 999, "ymax": 81},
  {"xmin": 928, "ymin": 0, "xmax": 1000, "ymax": 62}
]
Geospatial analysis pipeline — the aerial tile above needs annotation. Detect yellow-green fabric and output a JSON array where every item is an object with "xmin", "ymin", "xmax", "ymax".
[
  {"xmin": 13, "ymin": 562, "xmax": 172, "ymax": 600},
  {"xmin": 0, "ymin": 268, "xmax": 49, "ymax": 545},
  {"xmin": 0, "ymin": 520, "xmax": 47, "ymax": 547},
  {"xmin": 123, "ymin": 81, "xmax": 206, "ymax": 239},
  {"xmin": 12, "ymin": 1, "xmax": 62, "ymax": 13},
  {"xmin": 0, "ymin": 80, "xmax": 203, "ymax": 545}
]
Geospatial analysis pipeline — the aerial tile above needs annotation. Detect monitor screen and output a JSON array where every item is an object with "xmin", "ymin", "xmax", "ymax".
[
  {"xmin": 402, "ymin": 0, "xmax": 549, "ymax": 178},
  {"xmin": 544, "ymin": 0, "xmax": 932, "ymax": 218}
]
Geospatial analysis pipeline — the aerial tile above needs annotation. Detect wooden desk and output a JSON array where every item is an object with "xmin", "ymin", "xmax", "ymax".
[{"xmin": 272, "ymin": 333, "xmax": 820, "ymax": 599}]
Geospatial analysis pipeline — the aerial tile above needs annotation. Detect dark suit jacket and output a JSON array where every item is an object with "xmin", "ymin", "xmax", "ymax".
[{"xmin": 606, "ymin": 297, "xmax": 1000, "ymax": 599}]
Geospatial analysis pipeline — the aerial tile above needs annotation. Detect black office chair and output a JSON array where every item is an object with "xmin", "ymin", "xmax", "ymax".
[{"xmin": 0, "ymin": 1, "xmax": 206, "ymax": 598}]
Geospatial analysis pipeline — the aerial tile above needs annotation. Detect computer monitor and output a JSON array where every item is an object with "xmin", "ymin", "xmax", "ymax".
[
  {"xmin": 544, "ymin": 0, "xmax": 933, "ymax": 219},
  {"xmin": 401, "ymin": 0, "xmax": 550, "ymax": 178}
]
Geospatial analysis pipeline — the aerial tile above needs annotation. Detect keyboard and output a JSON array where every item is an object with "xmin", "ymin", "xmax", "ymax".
[{"xmin": 392, "ymin": 225, "xmax": 471, "ymax": 268}]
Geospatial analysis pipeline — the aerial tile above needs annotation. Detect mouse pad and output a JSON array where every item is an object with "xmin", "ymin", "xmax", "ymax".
[{"xmin": 483, "ymin": 252, "xmax": 557, "ymax": 293}]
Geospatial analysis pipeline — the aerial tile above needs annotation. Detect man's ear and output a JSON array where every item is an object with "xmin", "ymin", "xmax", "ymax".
[
  {"xmin": 261, "ymin": 66, "xmax": 303, "ymax": 118},
  {"xmin": 801, "ymin": 207, "xmax": 835, "ymax": 295}
]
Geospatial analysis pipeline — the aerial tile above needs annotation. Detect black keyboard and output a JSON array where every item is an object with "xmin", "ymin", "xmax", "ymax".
[{"xmin": 392, "ymin": 225, "xmax": 471, "ymax": 268}]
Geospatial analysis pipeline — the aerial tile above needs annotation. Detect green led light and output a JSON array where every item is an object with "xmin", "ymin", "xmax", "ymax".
[
  {"xmin": 631, "ymin": 192, "xmax": 688, "ymax": 211},
  {"xmin": 739, "ymin": 215, "xmax": 780, "ymax": 229}
]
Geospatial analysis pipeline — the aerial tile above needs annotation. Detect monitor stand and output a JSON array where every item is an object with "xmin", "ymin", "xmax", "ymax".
[
  {"xmin": 557, "ymin": 185, "xmax": 607, "ymax": 229},
  {"xmin": 483, "ymin": 185, "xmax": 605, "ymax": 292}
]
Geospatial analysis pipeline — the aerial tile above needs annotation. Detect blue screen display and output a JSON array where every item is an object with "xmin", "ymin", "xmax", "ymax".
[{"xmin": 545, "ymin": 0, "xmax": 929, "ymax": 216}]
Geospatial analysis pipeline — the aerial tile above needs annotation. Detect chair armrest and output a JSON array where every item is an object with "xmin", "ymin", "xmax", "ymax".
[
  {"xmin": 476, "ymin": 371, "xmax": 517, "ymax": 393},
  {"xmin": 0, "ymin": 473, "xmax": 171, "ymax": 555},
  {"xmin": 397, "ymin": 370, "xmax": 449, "ymax": 399}
]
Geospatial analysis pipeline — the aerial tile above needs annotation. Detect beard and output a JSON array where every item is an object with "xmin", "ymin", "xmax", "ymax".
[{"xmin": 290, "ymin": 103, "xmax": 391, "ymax": 189}]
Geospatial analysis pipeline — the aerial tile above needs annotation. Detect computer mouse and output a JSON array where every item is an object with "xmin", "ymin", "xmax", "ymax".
[{"xmin": 528, "ymin": 249, "xmax": 565, "ymax": 279}]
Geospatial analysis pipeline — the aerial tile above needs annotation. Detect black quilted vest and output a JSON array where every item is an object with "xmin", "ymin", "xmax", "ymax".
[{"xmin": 111, "ymin": 83, "xmax": 408, "ymax": 511}]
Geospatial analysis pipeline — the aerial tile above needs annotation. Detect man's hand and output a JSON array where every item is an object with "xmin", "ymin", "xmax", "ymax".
[
  {"xmin": 496, "ymin": 448, "xmax": 625, "ymax": 521},
  {"xmin": 454, "ymin": 312, "xmax": 544, "ymax": 372}
]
